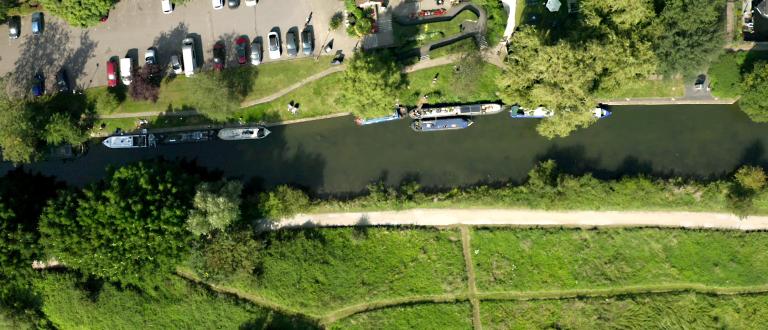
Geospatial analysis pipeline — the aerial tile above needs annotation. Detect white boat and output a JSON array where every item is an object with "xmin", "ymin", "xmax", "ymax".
[
  {"xmin": 593, "ymin": 106, "xmax": 612, "ymax": 119},
  {"xmin": 102, "ymin": 133, "xmax": 156, "ymax": 149},
  {"xmin": 510, "ymin": 106, "xmax": 554, "ymax": 118},
  {"xmin": 410, "ymin": 103, "xmax": 503, "ymax": 119},
  {"xmin": 217, "ymin": 126, "xmax": 271, "ymax": 140}
]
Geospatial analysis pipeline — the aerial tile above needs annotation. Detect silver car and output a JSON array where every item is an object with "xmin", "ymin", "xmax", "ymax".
[
  {"xmin": 268, "ymin": 32, "xmax": 280, "ymax": 60},
  {"xmin": 170, "ymin": 54, "xmax": 182, "ymax": 74},
  {"xmin": 250, "ymin": 40, "xmax": 262, "ymax": 65}
]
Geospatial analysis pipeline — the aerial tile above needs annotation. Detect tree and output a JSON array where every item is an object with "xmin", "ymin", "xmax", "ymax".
[
  {"xmin": 580, "ymin": 0, "xmax": 654, "ymax": 31},
  {"xmin": 39, "ymin": 162, "xmax": 195, "ymax": 287},
  {"xmin": 186, "ymin": 180, "xmax": 243, "ymax": 237},
  {"xmin": 188, "ymin": 71, "xmax": 241, "ymax": 121},
  {"xmin": 0, "ymin": 1, "xmax": 9, "ymax": 22},
  {"xmin": 0, "ymin": 99, "xmax": 38, "ymax": 163},
  {"xmin": 330, "ymin": 12, "xmax": 343, "ymax": 30},
  {"xmin": 338, "ymin": 51, "xmax": 403, "ymax": 118},
  {"xmin": 42, "ymin": 113, "xmax": 87, "ymax": 146},
  {"xmin": 734, "ymin": 165, "xmax": 767, "ymax": 192},
  {"xmin": 93, "ymin": 90, "xmax": 120, "ymax": 114},
  {"xmin": 129, "ymin": 65, "xmax": 162, "ymax": 102},
  {"xmin": 258, "ymin": 185, "xmax": 310, "ymax": 220},
  {"xmin": 197, "ymin": 230, "xmax": 261, "ymax": 280},
  {"xmin": 38, "ymin": 0, "xmax": 115, "ymax": 28},
  {"xmin": 650, "ymin": 0, "xmax": 724, "ymax": 76},
  {"xmin": 739, "ymin": 61, "xmax": 768, "ymax": 122}
]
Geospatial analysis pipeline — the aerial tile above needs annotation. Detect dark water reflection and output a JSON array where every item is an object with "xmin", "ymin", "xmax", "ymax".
[{"xmin": 2, "ymin": 104, "xmax": 766, "ymax": 196}]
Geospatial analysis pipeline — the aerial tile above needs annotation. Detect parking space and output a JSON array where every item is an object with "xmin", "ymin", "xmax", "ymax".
[{"xmin": 0, "ymin": 0, "xmax": 356, "ymax": 90}]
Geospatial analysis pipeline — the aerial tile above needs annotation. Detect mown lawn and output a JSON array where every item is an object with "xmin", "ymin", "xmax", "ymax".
[
  {"xmin": 36, "ymin": 272, "xmax": 314, "ymax": 330},
  {"xmin": 92, "ymin": 57, "xmax": 332, "ymax": 116},
  {"xmin": 331, "ymin": 303, "xmax": 473, "ymax": 330},
  {"xmin": 238, "ymin": 62, "xmax": 502, "ymax": 121},
  {"xmin": 593, "ymin": 77, "xmax": 684, "ymax": 99},
  {"xmin": 481, "ymin": 293, "xmax": 768, "ymax": 329},
  {"xmin": 472, "ymin": 228, "xmax": 768, "ymax": 292},
  {"xmin": 394, "ymin": 11, "xmax": 480, "ymax": 48},
  {"xmin": 198, "ymin": 227, "xmax": 467, "ymax": 315}
]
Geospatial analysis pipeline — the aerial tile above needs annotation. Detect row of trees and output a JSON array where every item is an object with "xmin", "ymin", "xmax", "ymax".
[{"xmin": 501, "ymin": 0, "xmax": 725, "ymax": 138}]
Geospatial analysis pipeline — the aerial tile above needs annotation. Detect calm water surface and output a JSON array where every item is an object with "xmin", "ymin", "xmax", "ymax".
[{"xmin": 3, "ymin": 104, "xmax": 767, "ymax": 195}]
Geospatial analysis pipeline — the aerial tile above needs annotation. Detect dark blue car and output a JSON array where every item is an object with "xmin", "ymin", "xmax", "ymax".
[{"xmin": 31, "ymin": 73, "xmax": 44, "ymax": 97}]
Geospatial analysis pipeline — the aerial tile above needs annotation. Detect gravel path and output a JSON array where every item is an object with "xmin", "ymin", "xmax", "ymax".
[{"xmin": 275, "ymin": 208, "xmax": 768, "ymax": 231}]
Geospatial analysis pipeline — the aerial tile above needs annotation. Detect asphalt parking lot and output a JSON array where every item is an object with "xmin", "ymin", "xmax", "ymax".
[{"xmin": 0, "ymin": 0, "xmax": 356, "ymax": 90}]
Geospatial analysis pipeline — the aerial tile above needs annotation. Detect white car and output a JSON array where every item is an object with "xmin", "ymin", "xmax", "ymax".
[
  {"xmin": 267, "ymin": 32, "xmax": 280, "ymax": 60},
  {"xmin": 161, "ymin": 0, "xmax": 173, "ymax": 14},
  {"xmin": 170, "ymin": 54, "xmax": 182, "ymax": 74},
  {"xmin": 144, "ymin": 48, "xmax": 157, "ymax": 65},
  {"xmin": 245, "ymin": 0, "xmax": 257, "ymax": 6},
  {"xmin": 212, "ymin": 0, "xmax": 224, "ymax": 10}
]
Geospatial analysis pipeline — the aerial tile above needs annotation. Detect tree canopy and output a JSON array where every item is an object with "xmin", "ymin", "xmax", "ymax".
[
  {"xmin": 186, "ymin": 180, "xmax": 243, "ymax": 237},
  {"xmin": 258, "ymin": 185, "xmax": 310, "ymax": 221},
  {"xmin": 739, "ymin": 61, "xmax": 768, "ymax": 122},
  {"xmin": 39, "ymin": 162, "xmax": 195, "ymax": 287},
  {"xmin": 39, "ymin": 0, "xmax": 116, "ymax": 28},
  {"xmin": 338, "ymin": 51, "xmax": 404, "ymax": 118}
]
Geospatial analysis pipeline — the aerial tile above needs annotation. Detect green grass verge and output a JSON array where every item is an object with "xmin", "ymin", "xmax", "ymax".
[
  {"xmin": 594, "ymin": 77, "xmax": 684, "ymax": 99},
  {"xmin": 189, "ymin": 227, "xmax": 467, "ymax": 315},
  {"xmin": 709, "ymin": 51, "xmax": 746, "ymax": 99},
  {"xmin": 394, "ymin": 11, "xmax": 479, "ymax": 48},
  {"xmin": 471, "ymin": 228, "xmax": 768, "ymax": 292},
  {"xmin": 330, "ymin": 303, "xmax": 473, "ymax": 330},
  {"xmin": 93, "ymin": 58, "xmax": 331, "ymax": 116},
  {"xmin": 36, "ymin": 272, "xmax": 314, "ymax": 329},
  {"xmin": 91, "ymin": 115, "xmax": 214, "ymax": 135},
  {"xmin": 239, "ymin": 62, "xmax": 502, "ymax": 121},
  {"xmin": 480, "ymin": 293, "xmax": 768, "ymax": 329}
]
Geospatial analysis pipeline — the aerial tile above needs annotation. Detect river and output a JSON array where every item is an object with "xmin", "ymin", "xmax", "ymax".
[{"xmin": 2, "ymin": 104, "xmax": 765, "ymax": 195}]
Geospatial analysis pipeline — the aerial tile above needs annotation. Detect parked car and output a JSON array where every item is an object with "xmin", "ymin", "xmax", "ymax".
[
  {"xmin": 8, "ymin": 16, "xmax": 20, "ymax": 39},
  {"xmin": 250, "ymin": 39, "xmax": 262, "ymax": 65},
  {"xmin": 170, "ymin": 54, "xmax": 182, "ymax": 75},
  {"xmin": 31, "ymin": 12, "xmax": 43, "ymax": 36},
  {"xmin": 268, "ymin": 32, "xmax": 280, "ymax": 59},
  {"xmin": 182, "ymin": 37, "xmax": 197, "ymax": 77},
  {"xmin": 106, "ymin": 59, "xmax": 118, "ymax": 88},
  {"xmin": 213, "ymin": 41, "xmax": 225, "ymax": 71},
  {"xmin": 120, "ymin": 57, "xmax": 133, "ymax": 85},
  {"xmin": 228, "ymin": 0, "xmax": 239, "ymax": 8},
  {"xmin": 235, "ymin": 36, "xmax": 248, "ymax": 65},
  {"xmin": 286, "ymin": 30, "xmax": 298, "ymax": 57},
  {"xmin": 694, "ymin": 74, "xmax": 706, "ymax": 91},
  {"xmin": 212, "ymin": 0, "xmax": 224, "ymax": 10},
  {"xmin": 161, "ymin": 0, "xmax": 173, "ymax": 14},
  {"xmin": 245, "ymin": 0, "xmax": 257, "ymax": 6},
  {"xmin": 145, "ymin": 48, "xmax": 157, "ymax": 65},
  {"xmin": 56, "ymin": 69, "xmax": 70, "ymax": 93},
  {"xmin": 301, "ymin": 28, "xmax": 314, "ymax": 55},
  {"xmin": 31, "ymin": 73, "xmax": 44, "ymax": 97}
]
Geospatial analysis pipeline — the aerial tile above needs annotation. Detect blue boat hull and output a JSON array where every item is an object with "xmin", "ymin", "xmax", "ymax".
[{"xmin": 411, "ymin": 117, "xmax": 473, "ymax": 132}]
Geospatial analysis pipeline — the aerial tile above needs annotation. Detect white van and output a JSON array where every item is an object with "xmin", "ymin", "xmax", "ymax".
[
  {"xmin": 181, "ymin": 38, "xmax": 196, "ymax": 77},
  {"xmin": 119, "ymin": 57, "xmax": 132, "ymax": 85}
]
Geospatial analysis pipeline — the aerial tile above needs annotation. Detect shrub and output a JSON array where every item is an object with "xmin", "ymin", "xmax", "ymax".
[
  {"xmin": 93, "ymin": 91, "xmax": 119, "ymax": 114},
  {"xmin": 330, "ymin": 12, "xmax": 343, "ymax": 30},
  {"xmin": 186, "ymin": 180, "xmax": 243, "ymax": 237},
  {"xmin": 258, "ymin": 185, "xmax": 310, "ymax": 220},
  {"xmin": 38, "ymin": 0, "xmax": 115, "ymax": 28}
]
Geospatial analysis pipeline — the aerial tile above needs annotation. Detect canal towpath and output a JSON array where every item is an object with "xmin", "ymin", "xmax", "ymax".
[{"xmin": 274, "ymin": 208, "xmax": 768, "ymax": 231}]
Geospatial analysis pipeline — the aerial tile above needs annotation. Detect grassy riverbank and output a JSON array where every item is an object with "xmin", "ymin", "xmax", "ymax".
[{"xmin": 331, "ymin": 303, "xmax": 473, "ymax": 330}]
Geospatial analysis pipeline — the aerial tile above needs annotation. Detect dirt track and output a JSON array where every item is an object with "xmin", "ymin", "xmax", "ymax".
[{"xmin": 276, "ymin": 208, "xmax": 768, "ymax": 231}]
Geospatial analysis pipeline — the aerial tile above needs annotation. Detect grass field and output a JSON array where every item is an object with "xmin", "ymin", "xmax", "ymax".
[
  {"xmin": 239, "ymin": 62, "xmax": 502, "ymax": 121},
  {"xmin": 195, "ymin": 227, "xmax": 467, "ymax": 315},
  {"xmin": 331, "ymin": 303, "xmax": 473, "ymax": 330},
  {"xmin": 471, "ymin": 228, "xmax": 768, "ymax": 292},
  {"xmin": 394, "ymin": 11, "xmax": 480, "ymax": 48},
  {"xmin": 91, "ymin": 57, "xmax": 332, "ymax": 116},
  {"xmin": 481, "ymin": 293, "xmax": 768, "ymax": 329},
  {"xmin": 593, "ymin": 77, "xmax": 684, "ymax": 99},
  {"xmin": 36, "ymin": 272, "xmax": 314, "ymax": 330}
]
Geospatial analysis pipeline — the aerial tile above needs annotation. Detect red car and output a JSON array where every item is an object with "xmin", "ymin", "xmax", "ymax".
[
  {"xmin": 106, "ymin": 60, "xmax": 117, "ymax": 88},
  {"xmin": 235, "ymin": 36, "xmax": 248, "ymax": 65}
]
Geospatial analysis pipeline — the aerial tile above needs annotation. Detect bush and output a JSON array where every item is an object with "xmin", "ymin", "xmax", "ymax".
[
  {"xmin": 258, "ymin": 185, "xmax": 310, "ymax": 220},
  {"xmin": 330, "ymin": 12, "xmax": 343, "ymax": 30},
  {"xmin": 38, "ymin": 0, "xmax": 115, "ymax": 28},
  {"xmin": 739, "ymin": 61, "xmax": 768, "ymax": 122},
  {"xmin": 186, "ymin": 180, "xmax": 243, "ymax": 237},
  {"xmin": 197, "ymin": 230, "xmax": 261, "ymax": 280}
]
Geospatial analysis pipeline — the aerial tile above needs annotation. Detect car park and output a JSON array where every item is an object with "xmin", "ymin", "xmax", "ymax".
[
  {"xmin": 213, "ymin": 41, "xmax": 225, "ymax": 71},
  {"xmin": 31, "ymin": 73, "xmax": 44, "ymax": 97},
  {"xmin": 161, "ymin": 0, "xmax": 173, "ymax": 14},
  {"xmin": 120, "ymin": 58, "xmax": 133, "ymax": 85},
  {"xmin": 245, "ymin": 0, "xmax": 257, "ymax": 6},
  {"xmin": 250, "ymin": 39, "xmax": 262, "ymax": 65},
  {"xmin": 56, "ymin": 69, "xmax": 70, "ymax": 93},
  {"xmin": 268, "ymin": 32, "xmax": 281, "ymax": 60},
  {"xmin": 212, "ymin": 0, "xmax": 224, "ymax": 10},
  {"xmin": 8, "ymin": 16, "xmax": 20, "ymax": 39},
  {"xmin": 286, "ymin": 31, "xmax": 298, "ymax": 57},
  {"xmin": 235, "ymin": 36, "xmax": 248, "ymax": 65},
  {"xmin": 106, "ymin": 59, "xmax": 118, "ymax": 87},
  {"xmin": 228, "ymin": 0, "xmax": 239, "ymax": 8},
  {"xmin": 182, "ymin": 37, "xmax": 197, "ymax": 77},
  {"xmin": 145, "ymin": 48, "xmax": 157, "ymax": 65},
  {"xmin": 170, "ymin": 54, "xmax": 182, "ymax": 75},
  {"xmin": 301, "ymin": 28, "xmax": 314, "ymax": 55},
  {"xmin": 31, "ymin": 12, "xmax": 43, "ymax": 36}
]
